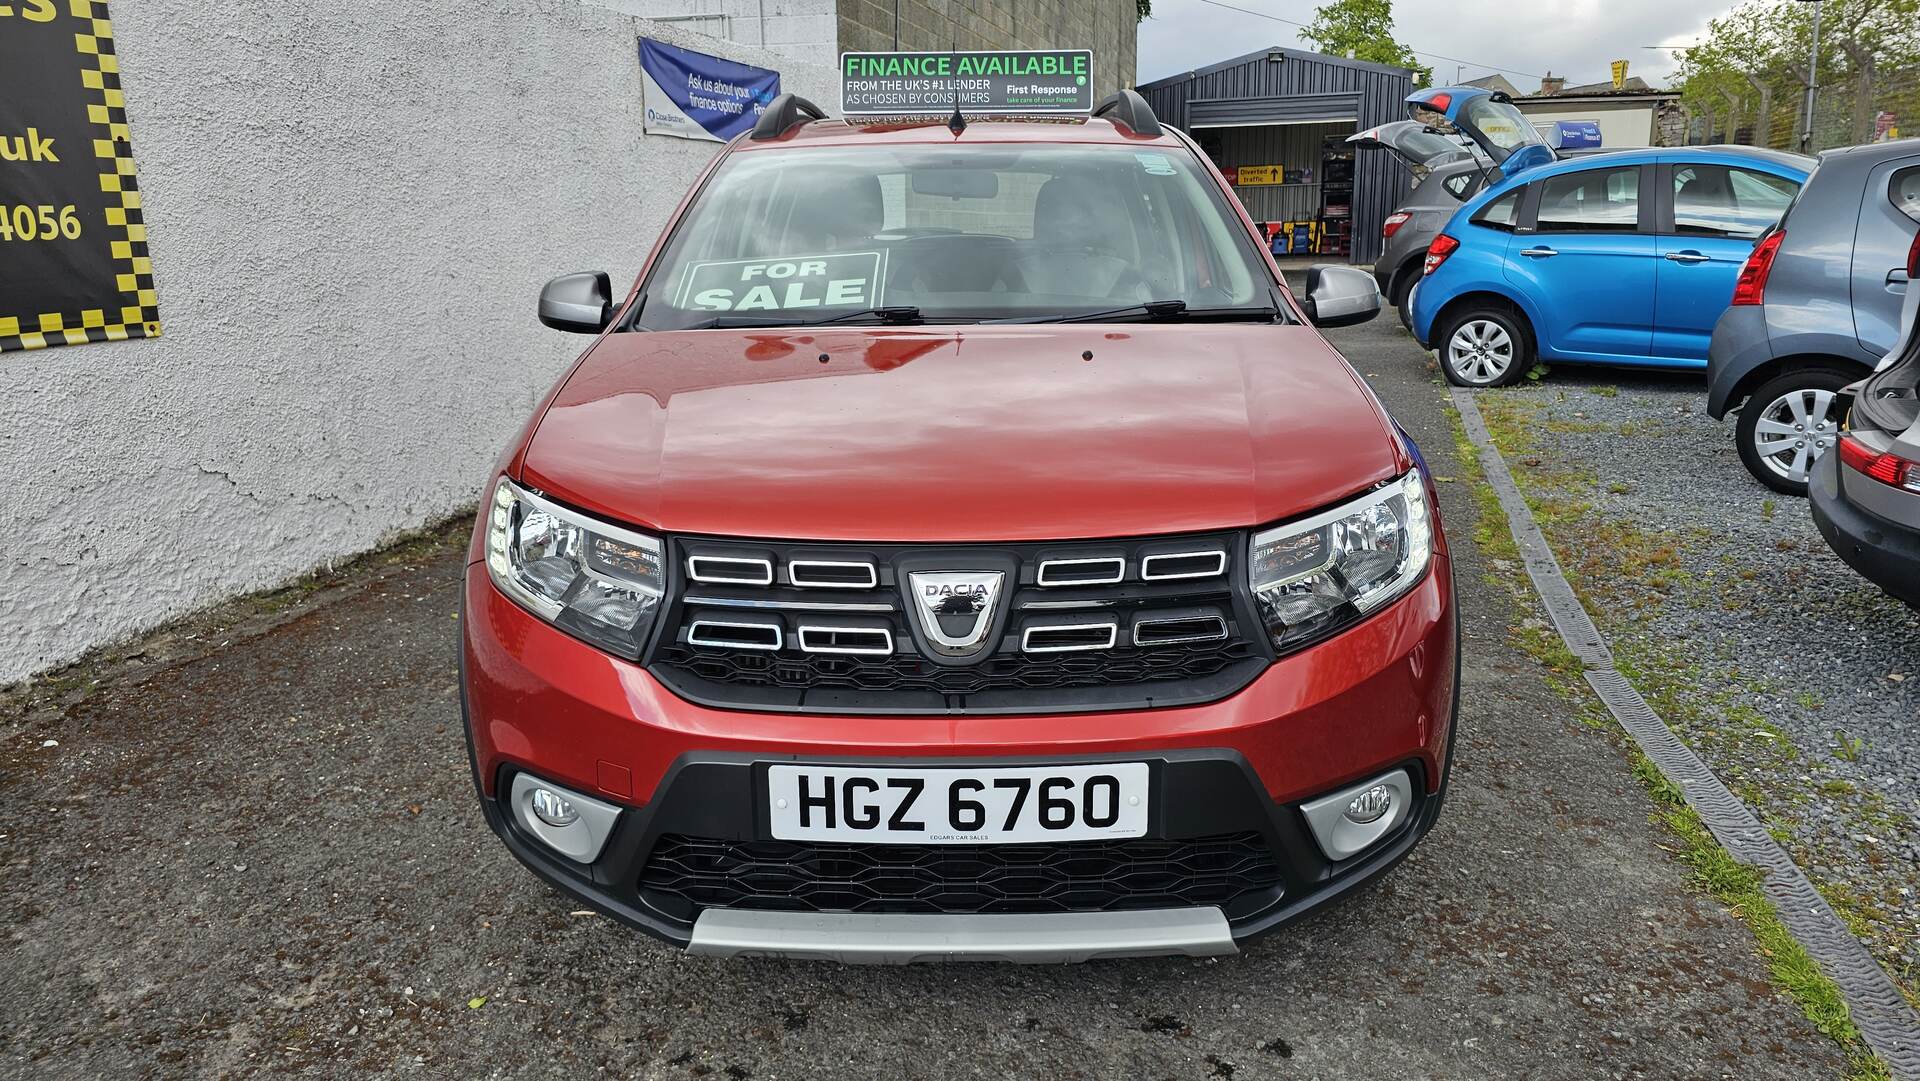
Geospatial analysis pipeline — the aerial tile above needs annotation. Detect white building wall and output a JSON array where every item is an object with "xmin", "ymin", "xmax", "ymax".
[
  {"xmin": 0, "ymin": 1, "xmax": 836, "ymax": 682},
  {"xmin": 582, "ymin": 0, "xmax": 838, "ymax": 57},
  {"xmin": 1517, "ymin": 102, "xmax": 1660, "ymax": 149}
]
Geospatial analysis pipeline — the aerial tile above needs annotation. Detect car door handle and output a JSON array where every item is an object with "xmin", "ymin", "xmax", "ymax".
[
  {"xmin": 1890, "ymin": 269, "xmax": 1911, "ymax": 285},
  {"xmin": 1519, "ymin": 247, "xmax": 1557, "ymax": 258},
  {"xmin": 1664, "ymin": 251, "xmax": 1711, "ymax": 264}
]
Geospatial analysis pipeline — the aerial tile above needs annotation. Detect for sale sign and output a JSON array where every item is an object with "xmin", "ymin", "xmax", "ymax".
[
  {"xmin": 675, "ymin": 253, "xmax": 886, "ymax": 313},
  {"xmin": 0, "ymin": 0, "xmax": 161, "ymax": 352},
  {"xmin": 840, "ymin": 50, "xmax": 1093, "ymax": 117}
]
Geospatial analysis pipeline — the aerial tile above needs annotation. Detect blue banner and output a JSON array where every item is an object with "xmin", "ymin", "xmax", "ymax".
[{"xmin": 639, "ymin": 39, "xmax": 781, "ymax": 143}]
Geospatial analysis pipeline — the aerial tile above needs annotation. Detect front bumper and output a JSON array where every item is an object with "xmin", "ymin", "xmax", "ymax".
[
  {"xmin": 462, "ymin": 555, "xmax": 1458, "ymax": 957},
  {"xmin": 1810, "ymin": 451, "xmax": 1920, "ymax": 608}
]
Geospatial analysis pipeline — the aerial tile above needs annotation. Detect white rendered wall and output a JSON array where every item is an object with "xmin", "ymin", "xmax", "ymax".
[
  {"xmin": 583, "ymin": 0, "xmax": 838, "ymax": 57},
  {"xmin": 0, "ymin": 1, "xmax": 835, "ymax": 682}
]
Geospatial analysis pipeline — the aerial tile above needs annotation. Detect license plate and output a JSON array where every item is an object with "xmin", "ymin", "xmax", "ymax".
[{"xmin": 766, "ymin": 763, "xmax": 1150, "ymax": 844}]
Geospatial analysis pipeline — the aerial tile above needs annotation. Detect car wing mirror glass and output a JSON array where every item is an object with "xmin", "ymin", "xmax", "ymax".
[
  {"xmin": 539, "ymin": 271, "xmax": 614, "ymax": 334},
  {"xmin": 1302, "ymin": 265, "xmax": 1382, "ymax": 330}
]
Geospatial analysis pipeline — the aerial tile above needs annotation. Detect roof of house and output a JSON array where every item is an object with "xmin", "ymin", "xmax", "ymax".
[
  {"xmin": 1462, "ymin": 74, "xmax": 1520, "ymax": 97},
  {"xmin": 1516, "ymin": 77, "xmax": 1679, "ymax": 103},
  {"xmin": 1136, "ymin": 44, "xmax": 1416, "ymax": 89}
]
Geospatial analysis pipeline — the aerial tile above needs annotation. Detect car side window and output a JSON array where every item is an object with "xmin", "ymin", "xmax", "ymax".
[
  {"xmin": 1894, "ymin": 165, "xmax": 1920, "ymax": 223},
  {"xmin": 1535, "ymin": 167, "xmax": 1640, "ymax": 232},
  {"xmin": 1442, "ymin": 172, "xmax": 1476, "ymax": 201},
  {"xmin": 1473, "ymin": 188, "xmax": 1523, "ymax": 231},
  {"xmin": 1672, "ymin": 164, "xmax": 1799, "ymax": 239}
]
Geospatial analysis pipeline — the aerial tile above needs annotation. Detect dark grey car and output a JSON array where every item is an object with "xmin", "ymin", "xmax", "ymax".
[
  {"xmin": 1708, "ymin": 138, "xmax": 1920, "ymax": 494},
  {"xmin": 1348, "ymin": 123, "xmax": 1487, "ymax": 328}
]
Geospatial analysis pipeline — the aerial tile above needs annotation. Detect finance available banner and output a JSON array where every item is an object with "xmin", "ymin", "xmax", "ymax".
[
  {"xmin": 639, "ymin": 38, "xmax": 782, "ymax": 143},
  {"xmin": 840, "ymin": 50, "xmax": 1093, "ymax": 116},
  {"xmin": 0, "ymin": 0, "xmax": 160, "ymax": 352}
]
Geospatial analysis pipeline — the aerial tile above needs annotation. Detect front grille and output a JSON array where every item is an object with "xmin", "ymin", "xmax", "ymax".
[
  {"xmin": 658, "ymin": 639, "xmax": 1260, "ymax": 696},
  {"xmin": 645, "ymin": 531, "xmax": 1271, "ymax": 713},
  {"xmin": 638, "ymin": 833, "xmax": 1285, "ymax": 919}
]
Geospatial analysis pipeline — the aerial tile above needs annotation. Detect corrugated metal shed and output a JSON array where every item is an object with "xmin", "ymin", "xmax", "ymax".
[{"xmin": 1139, "ymin": 46, "xmax": 1417, "ymax": 265}]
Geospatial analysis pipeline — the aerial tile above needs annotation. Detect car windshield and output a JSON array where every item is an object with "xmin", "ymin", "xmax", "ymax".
[{"xmin": 633, "ymin": 141, "xmax": 1276, "ymax": 329}]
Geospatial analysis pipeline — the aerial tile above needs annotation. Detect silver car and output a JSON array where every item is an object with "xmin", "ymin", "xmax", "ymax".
[
  {"xmin": 1348, "ymin": 122, "xmax": 1487, "ymax": 328},
  {"xmin": 1708, "ymin": 139, "xmax": 1920, "ymax": 494},
  {"xmin": 1810, "ymin": 260, "xmax": 1920, "ymax": 607}
]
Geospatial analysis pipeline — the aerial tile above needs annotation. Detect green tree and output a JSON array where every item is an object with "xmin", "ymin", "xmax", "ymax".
[
  {"xmin": 1675, "ymin": 0, "xmax": 1919, "ymax": 147},
  {"xmin": 1301, "ymin": 0, "xmax": 1432, "ymax": 86}
]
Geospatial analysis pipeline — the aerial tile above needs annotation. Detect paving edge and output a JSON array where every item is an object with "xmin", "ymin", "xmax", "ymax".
[{"xmin": 1451, "ymin": 386, "xmax": 1920, "ymax": 1078}]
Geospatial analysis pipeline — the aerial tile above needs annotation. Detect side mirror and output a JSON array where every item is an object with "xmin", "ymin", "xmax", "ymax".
[
  {"xmin": 1302, "ymin": 264, "xmax": 1382, "ymax": 329},
  {"xmin": 538, "ymin": 271, "xmax": 614, "ymax": 333}
]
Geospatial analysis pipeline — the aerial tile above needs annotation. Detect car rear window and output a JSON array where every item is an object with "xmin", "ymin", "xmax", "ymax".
[
  {"xmin": 1672, "ymin": 164, "xmax": 1798, "ymax": 239},
  {"xmin": 1473, "ymin": 188, "xmax": 1522, "ymax": 231}
]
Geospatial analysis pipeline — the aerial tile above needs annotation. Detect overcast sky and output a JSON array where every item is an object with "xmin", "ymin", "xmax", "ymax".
[{"xmin": 1135, "ymin": 0, "xmax": 1741, "ymax": 90}]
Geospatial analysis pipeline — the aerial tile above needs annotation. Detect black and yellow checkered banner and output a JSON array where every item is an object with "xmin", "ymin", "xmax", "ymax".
[{"xmin": 1, "ymin": 0, "xmax": 159, "ymax": 352}]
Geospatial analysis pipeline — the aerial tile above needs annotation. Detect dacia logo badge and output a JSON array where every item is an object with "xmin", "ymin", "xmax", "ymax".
[{"xmin": 907, "ymin": 571, "xmax": 1005, "ymax": 657}]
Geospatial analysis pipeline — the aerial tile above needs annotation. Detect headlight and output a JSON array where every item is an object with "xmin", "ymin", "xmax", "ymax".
[
  {"xmin": 1249, "ymin": 470, "xmax": 1433, "ymax": 654},
  {"xmin": 485, "ymin": 478, "xmax": 664, "ymax": 660}
]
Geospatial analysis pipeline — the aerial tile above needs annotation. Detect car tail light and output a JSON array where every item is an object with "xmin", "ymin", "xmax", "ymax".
[
  {"xmin": 1838, "ymin": 435, "xmax": 1920, "ymax": 492},
  {"xmin": 1383, "ymin": 211, "xmax": 1412, "ymax": 239},
  {"xmin": 1732, "ymin": 230, "xmax": 1785, "ymax": 306},
  {"xmin": 1423, "ymin": 234, "xmax": 1460, "ymax": 276},
  {"xmin": 1907, "ymin": 228, "xmax": 1919, "ymax": 278},
  {"xmin": 1427, "ymin": 93, "xmax": 1452, "ymax": 114}
]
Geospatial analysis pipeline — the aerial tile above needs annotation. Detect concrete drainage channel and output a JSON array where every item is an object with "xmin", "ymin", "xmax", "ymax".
[{"xmin": 1451, "ymin": 386, "xmax": 1920, "ymax": 1079}]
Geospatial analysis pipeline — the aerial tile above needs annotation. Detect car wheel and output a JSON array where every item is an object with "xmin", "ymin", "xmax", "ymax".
[
  {"xmin": 1390, "ymin": 273, "xmax": 1416, "ymax": 332},
  {"xmin": 1736, "ymin": 367, "xmax": 1856, "ymax": 496},
  {"xmin": 1438, "ymin": 307, "xmax": 1530, "ymax": 388}
]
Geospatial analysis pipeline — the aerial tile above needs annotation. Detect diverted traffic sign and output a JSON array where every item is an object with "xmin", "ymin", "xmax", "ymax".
[{"xmin": 840, "ymin": 50, "xmax": 1093, "ymax": 117}]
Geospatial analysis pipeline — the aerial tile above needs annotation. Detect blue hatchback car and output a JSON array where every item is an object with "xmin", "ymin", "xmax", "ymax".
[{"xmin": 1407, "ymin": 87, "xmax": 1812, "ymax": 387}]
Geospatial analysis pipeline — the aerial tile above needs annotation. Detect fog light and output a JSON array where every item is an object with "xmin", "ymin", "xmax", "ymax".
[
  {"xmin": 1300, "ymin": 769, "xmax": 1415, "ymax": 862},
  {"xmin": 529, "ymin": 787, "xmax": 579, "ymax": 827},
  {"xmin": 1344, "ymin": 784, "xmax": 1394, "ymax": 824},
  {"xmin": 507, "ymin": 773, "xmax": 623, "ymax": 864}
]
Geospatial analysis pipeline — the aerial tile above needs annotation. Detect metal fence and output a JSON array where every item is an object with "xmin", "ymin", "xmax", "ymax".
[{"xmin": 1684, "ymin": 65, "xmax": 1916, "ymax": 152}]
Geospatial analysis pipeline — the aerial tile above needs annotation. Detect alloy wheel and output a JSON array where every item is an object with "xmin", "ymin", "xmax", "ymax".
[
  {"xmin": 1447, "ymin": 319, "xmax": 1514, "ymax": 384},
  {"xmin": 1750, "ymin": 387, "xmax": 1839, "ymax": 484}
]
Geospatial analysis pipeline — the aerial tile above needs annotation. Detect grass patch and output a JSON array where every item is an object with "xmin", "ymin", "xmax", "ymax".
[
  {"xmin": 1636, "ymin": 751, "xmax": 1892, "ymax": 1081},
  {"xmin": 1454, "ymin": 387, "xmax": 1898, "ymax": 1079}
]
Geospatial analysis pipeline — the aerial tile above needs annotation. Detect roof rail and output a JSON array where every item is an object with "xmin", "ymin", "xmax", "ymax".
[
  {"xmin": 750, "ymin": 93, "xmax": 828, "ymax": 141},
  {"xmin": 1092, "ymin": 89, "xmax": 1163, "ymax": 138}
]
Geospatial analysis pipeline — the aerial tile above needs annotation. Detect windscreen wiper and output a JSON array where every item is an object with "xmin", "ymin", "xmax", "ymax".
[
  {"xmin": 986, "ymin": 301, "xmax": 1281, "ymax": 325},
  {"xmin": 680, "ymin": 306, "xmax": 924, "ymax": 330}
]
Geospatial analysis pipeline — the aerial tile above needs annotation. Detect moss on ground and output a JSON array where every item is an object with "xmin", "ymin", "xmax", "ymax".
[{"xmin": 1448, "ymin": 389, "xmax": 1895, "ymax": 1079}]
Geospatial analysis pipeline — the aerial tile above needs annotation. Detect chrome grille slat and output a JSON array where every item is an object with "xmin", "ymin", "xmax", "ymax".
[
  {"xmin": 1140, "ymin": 550, "xmax": 1229, "ymax": 581},
  {"xmin": 1021, "ymin": 621, "xmax": 1120, "ymax": 653},
  {"xmin": 1133, "ymin": 614, "xmax": 1230, "ymax": 647},
  {"xmin": 1036, "ymin": 557, "xmax": 1126, "ymax": 587},
  {"xmin": 686, "ymin": 619, "xmax": 782, "ymax": 651},
  {"xmin": 796, "ymin": 625, "xmax": 895, "ymax": 656},
  {"xmin": 787, "ymin": 559, "xmax": 879, "ymax": 590},
  {"xmin": 687, "ymin": 556, "xmax": 774, "ymax": 586}
]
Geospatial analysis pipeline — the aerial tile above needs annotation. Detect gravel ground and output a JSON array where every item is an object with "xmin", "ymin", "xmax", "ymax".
[
  {"xmin": 1473, "ymin": 368, "xmax": 1920, "ymax": 999},
  {"xmin": 0, "ymin": 315, "xmax": 1859, "ymax": 1078}
]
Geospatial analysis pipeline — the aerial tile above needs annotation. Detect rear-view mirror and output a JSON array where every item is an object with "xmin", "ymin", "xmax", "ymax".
[{"xmin": 912, "ymin": 169, "xmax": 999, "ymax": 199}]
